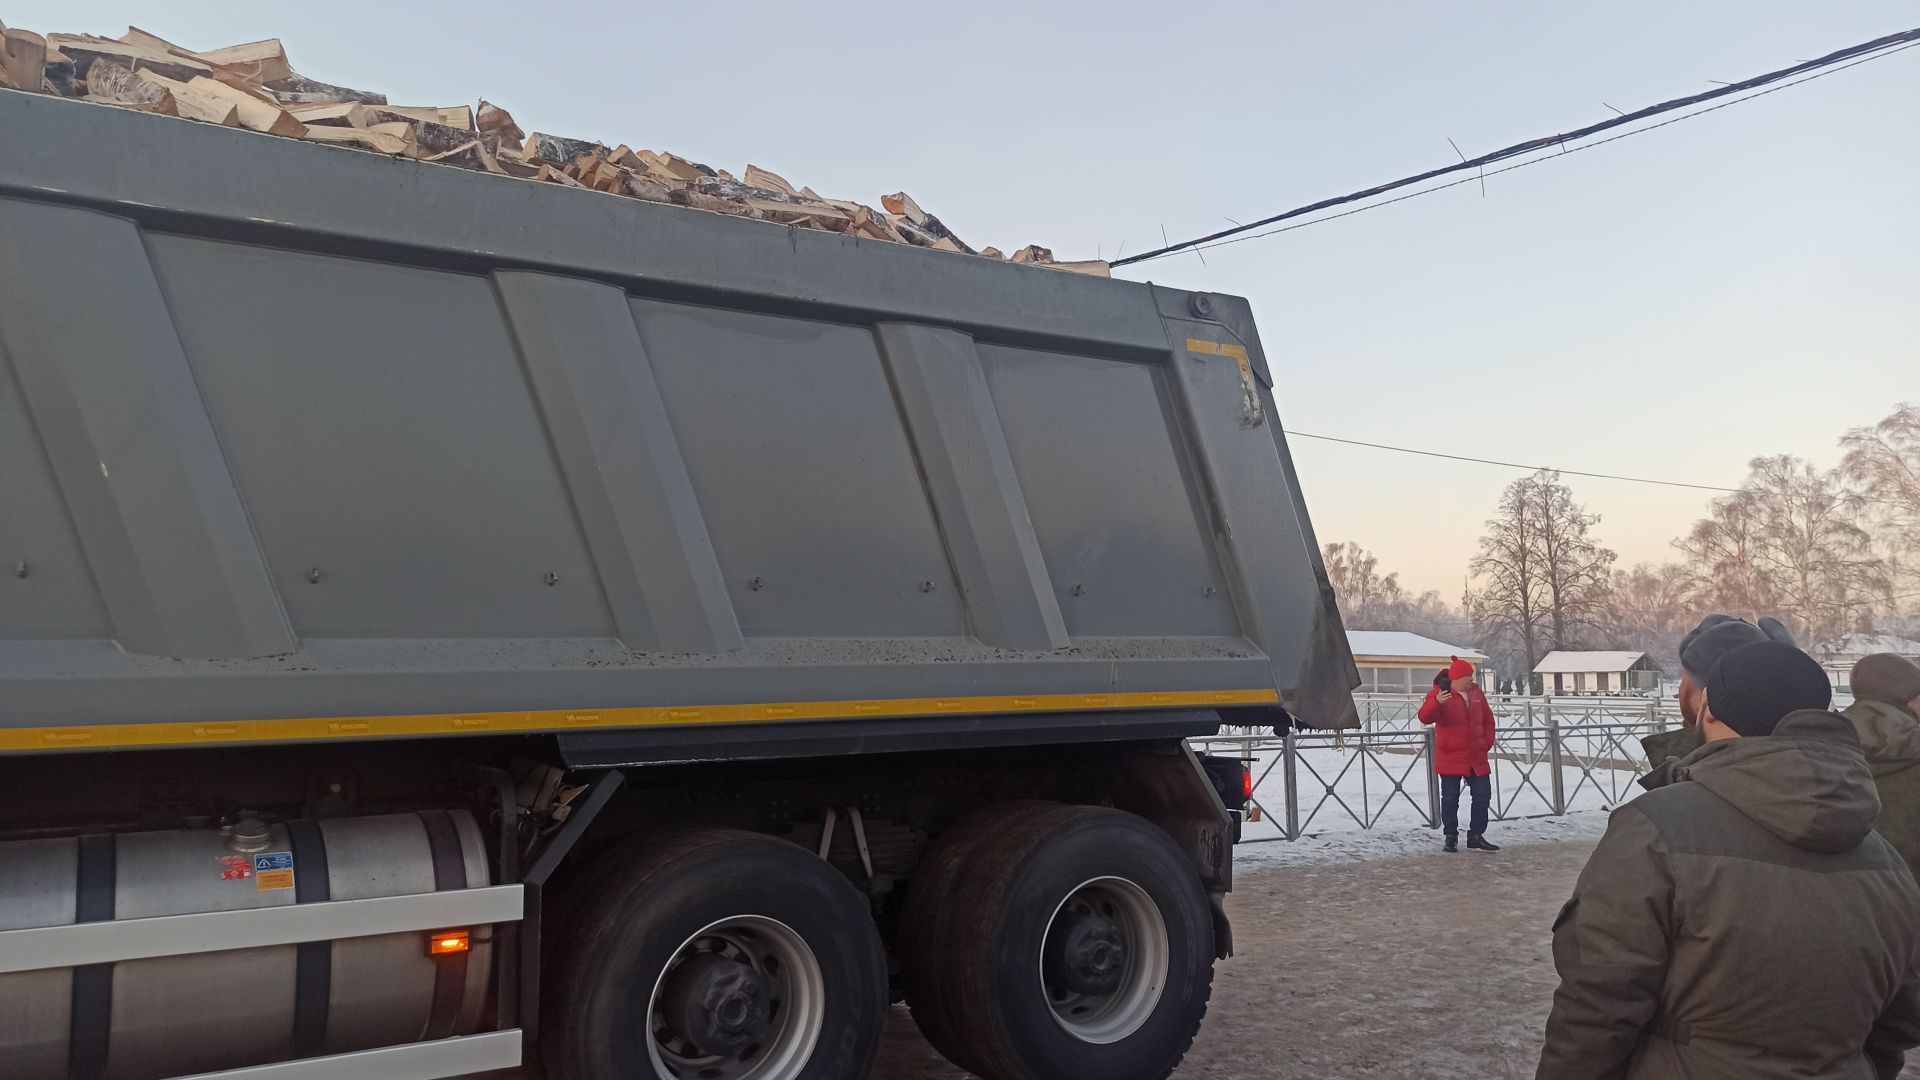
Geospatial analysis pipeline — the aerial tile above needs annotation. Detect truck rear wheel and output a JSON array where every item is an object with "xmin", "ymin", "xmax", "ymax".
[
  {"xmin": 542, "ymin": 826, "xmax": 887, "ymax": 1080},
  {"xmin": 903, "ymin": 804, "xmax": 1215, "ymax": 1080}
]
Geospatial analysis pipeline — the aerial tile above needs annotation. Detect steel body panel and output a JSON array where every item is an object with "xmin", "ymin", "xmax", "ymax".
[{"xmin": 0, "ymin": 91, "xmax": 1357, "ymax": 746}]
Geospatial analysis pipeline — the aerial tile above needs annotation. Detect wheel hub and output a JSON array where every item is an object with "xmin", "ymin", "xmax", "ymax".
[
  {"xmin": 661, "ymin": 952, "xmax": 773, "ymax": 1056},
  {"xmin": 1044, "ymin": 910, "xmax": 1128, "ymax": 994}
]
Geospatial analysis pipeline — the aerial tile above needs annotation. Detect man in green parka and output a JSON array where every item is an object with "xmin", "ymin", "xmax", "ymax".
[
  {"xmin": 1539, "ymin": 641, "xmax": 1920, "ymax": 1080},
  {"xmin": 1843, "ymin": 652, "xmax": 1920, "ymax": 881}
]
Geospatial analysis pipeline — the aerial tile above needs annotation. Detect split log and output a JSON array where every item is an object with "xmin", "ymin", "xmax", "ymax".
[
  {"xmin": 670, "ymin": 188, "xmax": 752, "ymax": 215},
  {"xmin": 490, "ymin": 149, "xmax": 539, "ymax": 178},
  {"xmin": 524, "ymin": 131, "xmax": 601, "ymax": 166},
  {"xmin": 653, "ymin": 152, "xmax": 712, "ymax": 182},
  {"xmin": 133, "ymin": 72, "xmax": 242, "ymax": 126},
  {"xmin": 534, "ymin": 163, "xmax": 586, "ymax": 188},
  {"xmin": 913, "ymin": 209, "xmax": 973, "ymax": 254},
  {"xmin": 289, "ymin": 101, "xmax": 369, "ymax": 127},
  {"xmin": 83, "ymin": 59, "xmax": 177, "ymax": 113},
  {"xmin": 197, "ymin": 39, "xmax": 292, "ymax": 84},
  {"xmin": 980, "ymin": 247, "xmax": 1006, "ymax": 259},
  {"xmin": 385, "ymin": 114, "xmax": 476, "ymax": 157},
  {"xmin": 1009, "ymin": 245, "xmax": 1054, "ymax": 264},
  {"xmin": 381, "ymin": 104, "xmax": 472, "ymax": 130},
  {"xmin": 291, "ymin": 104, "xmax": 469, "ymax": 155},
  {"xmin": 179, "ymin": 75, "xmax": 306, "ymax": 135},
  {"xmin": 209, "ymin": 68, "xmax": 287, "ymax": 103},
  {"xmin": 630, "ymin": 150, "xmax": 685, "ymax": 184},
  {"xmin": 621, "ymin": 173, "xmax": 675, "ymax": 203},
  {"xmin": 298, "ymin": 122, "xmax": 413, "ymax": 155},
  {"xmin": 0, "ymin": 27, "xmax": 46, "ymax": 92},
  {"xmin": 263, "ymin": 73, "xmax": 387, "ymax": 105},
  {"xmin": 477, "ymin": 99, "xmax": 523, "ymax": 152},
  {"xmin": 745, "ymin": 198, "xmax": 850, "ymax": 225},
  {"xmin": 882, "ymin": 191, "xmax": 928, "ymax": 226},
  {"xmin": 118, "ymin": 26, "xmax": 196, "ymax": 58},
  {"xmin": 50, "ymin": 35, "xmax": 211, "ymax": 82},
  {"xmin": 425, "ymin": 140, "xmax": 505, "ymax": 175},
  {"xmin": 743, "ymin": 165, "xmax": 797, "ymax": 196},
  {"xmin": 848, "ymin": 205, "xmax": 905, "ymax": 242}
]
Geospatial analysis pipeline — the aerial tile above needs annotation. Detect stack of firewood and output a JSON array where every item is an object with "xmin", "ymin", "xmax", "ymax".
[{"xmin": 0, "ymin": 20, "xmax": 1107, "ymax": 276}]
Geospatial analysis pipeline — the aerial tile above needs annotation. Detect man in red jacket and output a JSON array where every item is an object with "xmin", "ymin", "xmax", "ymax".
[{"xmin": 1419, "ymin": 656, "xmax": 1499, "ymax": 853}]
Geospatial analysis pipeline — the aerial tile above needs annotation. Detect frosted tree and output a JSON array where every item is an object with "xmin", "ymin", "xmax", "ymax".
[
  {"xmin": 1838, "ymin": 403, "xmax": 1920, "ymax": 606},
  {"xmin": 1679, "ymin": 455, "xmax": 1889, "ymax": 646},
  {"xmin": 1470, "ymin": 471, "xmax": 1617, "ymax": 678}
]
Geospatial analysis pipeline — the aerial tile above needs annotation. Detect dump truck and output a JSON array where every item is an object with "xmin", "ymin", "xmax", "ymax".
[{"xmin": 0, "ymin": 89, "xmax": 1358, "ymax": 1080}]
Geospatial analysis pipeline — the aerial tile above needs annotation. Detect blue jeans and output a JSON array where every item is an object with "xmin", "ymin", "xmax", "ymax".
[{"xmin": 1441, "ymin": 774, "xmax": 1490, "ymax": 840}]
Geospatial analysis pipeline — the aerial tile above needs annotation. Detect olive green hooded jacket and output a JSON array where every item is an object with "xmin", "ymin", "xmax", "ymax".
[
  {"xmin": 1841, "ymin": 697, "xmax": 1920, "ymax": 882},
  {"xmin": 1539, "ymin": 711, "xmax": 1920, "ymax": 1080}
]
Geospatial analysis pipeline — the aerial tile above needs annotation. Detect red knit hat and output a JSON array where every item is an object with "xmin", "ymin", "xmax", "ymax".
[{"xmin": 1447, "ymin": 656, "xmax": 1476, "ymax": 681}]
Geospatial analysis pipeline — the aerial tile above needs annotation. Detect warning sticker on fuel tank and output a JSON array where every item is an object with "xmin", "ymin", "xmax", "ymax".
[{"xmin": 253, "ymin": 851, "xmax": 295, "ymax": 891}]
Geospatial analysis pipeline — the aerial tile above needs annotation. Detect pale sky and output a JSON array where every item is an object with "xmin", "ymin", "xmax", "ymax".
[{"xmin": 18, "ymin": 1, "xmax": 1916, "ymax": 597}]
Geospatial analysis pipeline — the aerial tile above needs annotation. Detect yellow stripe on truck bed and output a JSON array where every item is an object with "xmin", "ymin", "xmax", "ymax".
[{"xmin": 0, "ymin": 688, "xmax": 1281, "ymax": 753}]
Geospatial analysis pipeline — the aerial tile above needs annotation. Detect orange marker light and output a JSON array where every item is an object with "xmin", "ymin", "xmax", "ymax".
[{"xmin": 428, "ymin": 930, "xmax": 471, "ymax": 957}]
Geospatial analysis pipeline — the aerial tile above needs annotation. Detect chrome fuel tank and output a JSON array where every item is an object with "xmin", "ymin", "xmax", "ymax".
[{"xmin": 0, "ymin": 810, "xmax": 492, "ymax": 1079}]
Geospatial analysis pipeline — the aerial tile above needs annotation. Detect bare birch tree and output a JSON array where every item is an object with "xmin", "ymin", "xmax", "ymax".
[
  {"xmin": 1679, "ymin": 455, "xmax": 1889, "ymax": 645},
  {"xmin": 1470, "ymin": 470, "xmax": 1616, "ymax": 679},
  {"xmin": 1323, "ymin": 541, "xmax": 1468, "ymax": 642},
  {"xmin": 1839, "ymin": 403, "xmax": 1920, "ymax": 599}
]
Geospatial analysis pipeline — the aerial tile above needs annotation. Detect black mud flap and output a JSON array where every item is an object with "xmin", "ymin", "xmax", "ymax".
[
  {"xmin": 1210, "ymin": 892, "xmax": 1233, "ymax": 960},
  {"xmin": 1286, "ymin": 590, "xmax": 1361, "ymax": 731}
]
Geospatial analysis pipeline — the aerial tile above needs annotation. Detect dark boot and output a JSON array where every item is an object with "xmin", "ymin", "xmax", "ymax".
[
  {"xmin": 1467, "ymin": 834, "xmax": 1500, "ymax": 852},
  {"xmin": 1443, "ymin": 835, "xmax": 1458, "ymax": 853}
]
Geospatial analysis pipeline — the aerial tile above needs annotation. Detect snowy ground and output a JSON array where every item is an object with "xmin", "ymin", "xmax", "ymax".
[
  {"xmin": 1235, "ymin": 807, "xmax": 1612, "ymax": 866},
  {"xmin": 879, "ymin": 813, "xmax": 1612, "ymax": 1078}
]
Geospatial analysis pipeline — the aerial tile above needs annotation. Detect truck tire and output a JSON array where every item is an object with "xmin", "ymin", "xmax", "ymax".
[
  {"xmin": 902, "ymin": 804, "xmax": 1215, "ymax": 1080},
  {"xmin": 542, "ymin": 825, "xmax": 887, "ymax": 1080},
  {"xmin": 899, "ymin": 800, "xmax": 1060, "ymax": 1075}
]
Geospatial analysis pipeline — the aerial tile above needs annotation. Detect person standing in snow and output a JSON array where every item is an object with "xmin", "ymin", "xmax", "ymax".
[
  {"xmin": 1418, "ymin": 656, "xmax": 1498, "ymax": 853},
  {"xmin": 1537, "ymin": 641, "xmax": 1920, "ymax": 1080},
  {"xmin": 1640, "ymin": 613, "xmax": 1796, "ymax": 785}
]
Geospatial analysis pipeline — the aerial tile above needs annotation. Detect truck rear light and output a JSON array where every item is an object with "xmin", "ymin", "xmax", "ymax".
[
  {"xmin": 428, "ymin": 929, "xmax": 471, "ymax": 957},
  {"xmin": 1241, "ymin": 764, "xmax": 1254, "ymax": 803}
]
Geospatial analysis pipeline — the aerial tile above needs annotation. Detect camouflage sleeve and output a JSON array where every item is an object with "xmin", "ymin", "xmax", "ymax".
[
  {"xmin": 1866, "ymin": 971, "xmax": 1920, "ymax": 1080},
  {"xmin": 1536, "ymin": 807, "xmax": 1673, "ymax": 1080}
]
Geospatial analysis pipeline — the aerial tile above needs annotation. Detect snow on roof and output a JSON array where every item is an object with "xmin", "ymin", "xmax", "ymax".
[
  {"xmin": 1346, "ymin": 631, "xmax": 1486, "ymax": 662},
  {"xmin": 1814, "ymin": 633, "xmax": 1920, "ymax": 659},
  {"xmin": 1533, "ymin": 650, "xmax": 1649, "ymax": 674}
]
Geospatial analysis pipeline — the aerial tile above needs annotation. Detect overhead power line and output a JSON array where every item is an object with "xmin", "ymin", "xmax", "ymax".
[
  {"xmin": 1113, "ymin": 27, "xmax": 1920, "ymax": 267},
  {"xmin": 1290, "ymin": 431, "xmax": 1913, "ymax": 520},
  {"xmin": 1287, "ymin": 431, "xmax": 1746, "ymax": 493}
]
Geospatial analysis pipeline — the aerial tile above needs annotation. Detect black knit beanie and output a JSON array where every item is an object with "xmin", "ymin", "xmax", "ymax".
[
  {"xmin": 1703, "ymin": 641, "xmax": 1832, "ymax": 736},
  {"xmin": 1679, "ymin": 614, "xmax": 1796, "ymax": 682}
]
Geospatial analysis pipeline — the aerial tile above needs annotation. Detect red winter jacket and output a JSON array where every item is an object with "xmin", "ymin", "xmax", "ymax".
[{"xmin": 1418, "ymin": 684, "xmax": 1496, "ymax": 777}]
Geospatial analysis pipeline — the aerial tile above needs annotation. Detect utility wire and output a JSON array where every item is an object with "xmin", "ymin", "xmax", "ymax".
[
  {"xmin": 1288, "ymin": 431, "xmax": 1746, "ymax": 493},
  {"xmin": 1113, "ymin": 27, "xmax": 1920, "ymax": 267},
  {"xmin": 1176, "ymin": 40, "xmax": 1920, "ymax": 257},
  {"xmin": 1290, "ymin": 431, "xmax": 1910, "ymax": 515}
]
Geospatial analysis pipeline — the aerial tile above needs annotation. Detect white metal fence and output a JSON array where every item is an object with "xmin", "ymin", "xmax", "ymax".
[{"xmin": 1197, "ymin": 693, "xmax": 1680, "ymax": 842}]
